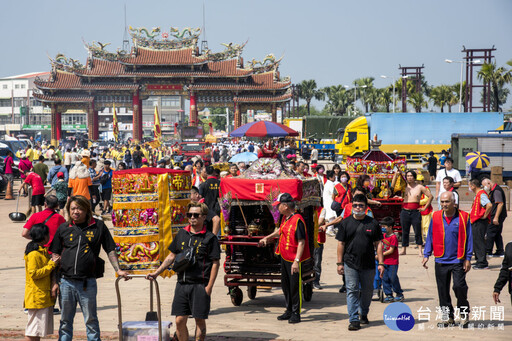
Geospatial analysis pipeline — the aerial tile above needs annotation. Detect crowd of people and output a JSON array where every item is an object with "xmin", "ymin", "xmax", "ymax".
[{"xmin": 14, "ymin": 138, "xmax": 511, "ymax": 340}]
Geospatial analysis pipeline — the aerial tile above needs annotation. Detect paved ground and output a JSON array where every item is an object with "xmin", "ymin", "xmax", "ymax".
[{"xmin": 1, "ymin": 182, "xmax": 511, "ymax": 340}]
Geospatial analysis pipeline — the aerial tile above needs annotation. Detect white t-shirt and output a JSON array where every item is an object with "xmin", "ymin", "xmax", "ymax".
[
  {"xmin": 436, "ymin": 168, "xmax": 462, "ymax": 196},
  {"xmin": 323, "ymin": 180, "xmax": 336, "ymax": 221}
]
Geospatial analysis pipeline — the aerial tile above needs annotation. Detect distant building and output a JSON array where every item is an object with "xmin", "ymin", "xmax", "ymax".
[{"xmin": 0, "ymin": 72, "xmax": 51, "ymax": 137}]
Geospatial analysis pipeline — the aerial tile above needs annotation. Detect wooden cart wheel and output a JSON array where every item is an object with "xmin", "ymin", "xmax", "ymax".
[
  {"xmin": 230, "ymin": 287, "xmax": 243, "ymax": 306},
  {"xmin": 247, "ymin": 286, "xmax": 257, "ymax": 300},
  {"xmin": 303, "ymin": 283, "xmax": 313, "ymax": 302}
]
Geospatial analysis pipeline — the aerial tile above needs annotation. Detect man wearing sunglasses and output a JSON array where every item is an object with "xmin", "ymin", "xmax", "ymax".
[
  {"xmin": 259, "ymin": 193, "xmax": 310, "ymax": 324},
  {"xmin": 423, "ymin": 191, "xmax": 473, "ymax": 328},
  {"xmin": 147, "ymin": 202, "xmax": 221, "ymax": 341},
  {"xmin": 336, "ymin": 194, "xmax": 384, "ymax": 331}
]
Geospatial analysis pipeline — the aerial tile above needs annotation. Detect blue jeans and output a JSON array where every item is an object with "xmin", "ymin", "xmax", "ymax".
[
  {"xmin": 382, "ymin": 264, "xmax": 403, "ymax": 296},
  {"xmin": 373, "ymin": 260, "xmax": 382, "ymax": 290},
  {"xmin": 344, "ymin": 264, "xmax": 374, "ymax": 322},
  {"xmin": 59, "ymin": 278, "xmax": 100, "ymax": 341}
]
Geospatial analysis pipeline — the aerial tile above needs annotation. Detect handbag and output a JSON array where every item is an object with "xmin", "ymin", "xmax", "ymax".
[
  {"xmin": 331, "ymin": 187, "xmax": 349, "ymax": 215},
  {"xmin": 172, "ymin": 238, "xmax": 196, "ymax": 273}
]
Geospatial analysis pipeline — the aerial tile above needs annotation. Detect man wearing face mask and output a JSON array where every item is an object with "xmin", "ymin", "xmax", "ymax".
[
  {"xmin": 482, "ymin": 177, "xmax": 508, "ymax": 257},
  {"xmin": 336, "ymin": 194, "xmax": 384, "ymax": 331}
]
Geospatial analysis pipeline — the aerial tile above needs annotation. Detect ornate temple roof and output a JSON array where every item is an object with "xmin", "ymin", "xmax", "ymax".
[
  {"xmin": 34, "ymin": 26, "xmax": 291, "ymax": 104},
  {"xmin": 118, "ymin": 47, "xmax": 208, "ymax": 66},
  {"xmin": 33, "ymin": 93, "xmax": 94, "ymax": 103}
]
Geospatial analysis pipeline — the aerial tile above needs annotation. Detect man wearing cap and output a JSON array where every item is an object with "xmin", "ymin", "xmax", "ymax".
[{"xmin": 259, "ymin": 193, "xmax": 310, "ymax": 324}]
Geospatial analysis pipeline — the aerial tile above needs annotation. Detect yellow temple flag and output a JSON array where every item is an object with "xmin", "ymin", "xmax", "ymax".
[
  {"xmin": 113, "ymin": 103, "xmax": 119, "ymax": 142},
  {"xmin": 154, "ymin": 106, "xmax": 162, "ymax": 140}
]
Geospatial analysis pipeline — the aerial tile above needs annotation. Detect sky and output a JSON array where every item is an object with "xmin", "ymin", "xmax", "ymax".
[{"xmin": 2, "ymin": 0, "xmax": 511, "ymax": 110}]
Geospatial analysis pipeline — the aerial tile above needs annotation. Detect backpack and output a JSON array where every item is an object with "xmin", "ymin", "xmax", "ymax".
[{"xmin": 99, "ymin": 170, "xmax": 111, "ymax": 185}]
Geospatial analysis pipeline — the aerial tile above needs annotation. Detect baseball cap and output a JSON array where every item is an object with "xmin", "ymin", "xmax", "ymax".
[
  {"xmin": 273, "ymin": 192, "xmax": 294, "ymax": 206},
  {"xmin": 57, "ymin": 171, "xmax": 65, "ymax": 179}
]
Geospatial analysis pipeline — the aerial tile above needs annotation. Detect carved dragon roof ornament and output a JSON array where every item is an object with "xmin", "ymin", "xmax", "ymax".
[
  {"xmin": 246, "ymin": 54, "xmax": 284, "ymax": 74},
  {"xmin": 49, "ymin": 53, "xmax": 85, "ymax": 73},
  {"xmin": 83, "ymin": 40, "xmax": 129, "ymax": 62},
  {"xmin": 205, "ymin": 41, "xmax": 247, "ymax": 61},
  {"xmin": 129, "ymin": 26, "xmax": 201, "ymax": 50}
]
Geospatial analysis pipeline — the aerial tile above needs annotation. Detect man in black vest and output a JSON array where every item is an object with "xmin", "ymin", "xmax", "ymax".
[{"xmin": 482, "ymin": 177, "xmax": 508, "ymax": 257}]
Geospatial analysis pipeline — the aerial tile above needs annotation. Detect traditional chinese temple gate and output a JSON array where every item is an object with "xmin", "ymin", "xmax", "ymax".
[{"xmin": 34, "ymin": 26, "xmax": 292, "ymax": 145}]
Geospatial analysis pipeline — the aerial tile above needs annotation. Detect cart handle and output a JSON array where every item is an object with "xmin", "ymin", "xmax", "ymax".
[{"xmin": 115, "ymin": 275, "xmax": 162, "ymax": 341}]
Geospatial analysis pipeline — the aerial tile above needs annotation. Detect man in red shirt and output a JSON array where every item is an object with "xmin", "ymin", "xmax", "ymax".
[
  {"xmin": 22, "ymin": 194, "xmax": 65, "ymax": 248},
  {"xmin": 3, "ymin": 150, "xmax": 15, "ymax": 200},
  {"xmin": 20, "ymin": 170, "xmax": 46, "ymax": 215}
]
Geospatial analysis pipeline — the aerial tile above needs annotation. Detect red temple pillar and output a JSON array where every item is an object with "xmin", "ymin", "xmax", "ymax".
[
  {"xmin": 132, "ymin": 92, "xmax": 142, "ymax": 142},
  {"xmin": 56, "ymin": 111, "xmax": 62, "ymax": 141},
  {"xmin": 189, "ymin": 91, "xmax": 197, "ymax": 126},
  {"xmin": 234, "ymin": 102, "xmax": 241, "ymax": 129},
  {"xmin": 87, "ymin": 101, "xmax": 98, "ymax": 141}
]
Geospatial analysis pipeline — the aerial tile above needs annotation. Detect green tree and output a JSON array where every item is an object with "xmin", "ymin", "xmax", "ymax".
[
  {"xmin": 407, "ymin": 92, "xmax": 429, "ymax": 112},
  {"xmin": 477, "ymin": 62, "xmax": 512, "ymax": 111},
  {"xmin": 208, "ymin": 107, "xmax": 229, "ymax": 130},
  {"xmin": 322, "ymin": 85, "xmax": 351, "ymax": 116},
  {"xmin": 377, "ymin": 87, "xmax": 393, "ymax": 112},
  {"xmin": 354, "ymin": 77, "xmax": 375, "ymax": 113},
  {"xmin": 430, "ymin": 85, "xmax": 453, "ymax": 112},
  {"xmin": 297, "ymin": 80, "xmax": 325, "ymax": 115}
]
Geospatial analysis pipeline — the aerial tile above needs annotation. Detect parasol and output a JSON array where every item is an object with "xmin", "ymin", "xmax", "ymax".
[
  {"xmin": 229, "ymin": 151, "xmax": 258, "ymax": 163},
  {"xmin": 230, "ymin": 121, "xmax": 299, "ymax": 137},
  {"xmin": 465, "ymin": 151, "xmax": 490, "ymax": 169}
]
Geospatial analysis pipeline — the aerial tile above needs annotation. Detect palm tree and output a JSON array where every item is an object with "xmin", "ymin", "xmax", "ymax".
[
  {"xmin": 407, "ymin": 92, "xmax": 428, "ymax": 112},
  {"xmin": 354, "ymin": 77, "xmax": 375, "ymax": 112},
  {"xmin": 477, "ymin": 62, "xmax": 511, "ymax": 111},
  {"xmin": 297, "ymin": 80, "xmax": 325, "ymax": 115},
  {"xmin": 430, "ymin": 85, "xmax": 453, "ymax": 112},
  {"xmin": 377, "ymin": 87, "xmax": 392, "ymax": 112},
  {"xmin": 323, "ymin": 85, "xmax": 351, "ymax": 116}
]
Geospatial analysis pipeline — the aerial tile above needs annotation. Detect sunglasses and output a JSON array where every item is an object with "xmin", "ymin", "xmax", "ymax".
[
  {"xmin": 186, "ymin": 213, "xmax": 202, "ymax": 218},
  {"xmin": 353, "ymin": 203, "xmax": 365, "ymax": 208}
]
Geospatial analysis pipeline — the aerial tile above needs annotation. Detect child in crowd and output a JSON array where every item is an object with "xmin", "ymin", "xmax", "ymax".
[
  {"xmin": 24, "ymin": 224, "xmax": 59, "ymax": 341},
  {"xmin": 52, "ymin": 172, "xmax": 68, "ymax": 216},
  {"xmin": 379, "ymin": 216, "xmax": 404, "ymax": 303}
]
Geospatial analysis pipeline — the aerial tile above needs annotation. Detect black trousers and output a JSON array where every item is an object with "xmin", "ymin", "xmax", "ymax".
[
  {"xmin": 472, "ymin": 219, "xmax": 488, "ymax": 267},
  {"xmin": 434, "ymin": 262, "xmax": 469, "ymax": 319},
  {"xmin": 313, "ymin": 244, "xmax": 324, "ymax": 284},
  {"xmin": 281, "ymin": 258, "xmax": 301, "ymax": 315},
  {"xmin": 400, "ymin": 209, "xmax": 422, "ymax": 247},
  {"xmin": 90, "ymin": 185, "xmax": 100, "ymax": 212},
  {"xmin": 486, "ymin": 221, "xmax": 504, "ymax": 255}
]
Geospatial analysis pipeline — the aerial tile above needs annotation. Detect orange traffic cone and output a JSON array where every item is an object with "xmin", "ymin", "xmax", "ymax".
[{"xmin": 4, "ymin": 181, "xmax": 14, "ymax": 200}]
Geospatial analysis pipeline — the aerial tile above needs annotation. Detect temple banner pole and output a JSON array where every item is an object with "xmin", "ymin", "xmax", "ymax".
[
  {"xmin": 189, "ymin": 91, "xmax": 197, "ymax": 126},
  {"xmin": 50, "ymin": 104, "xmax": 58, "ymax": 147},
  {"xmin": 132, "ymin": 91, "xmax": 141, "ymax": 143},
  {"xmin": 234, "ymin": 102, "xmax": 240, "ymax": 129}
]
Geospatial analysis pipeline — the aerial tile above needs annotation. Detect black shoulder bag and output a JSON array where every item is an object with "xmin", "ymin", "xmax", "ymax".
[
  {"xmin": 172, "ymin": 236, "xmax": 197, "ymax": 273},
  {"xmin": 331, "ymin": 187, "xmax": 349, "ymax": 216},
  {"xmin": 72, "ymin": 223, "xmax": 105, "ymax": 278}
]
